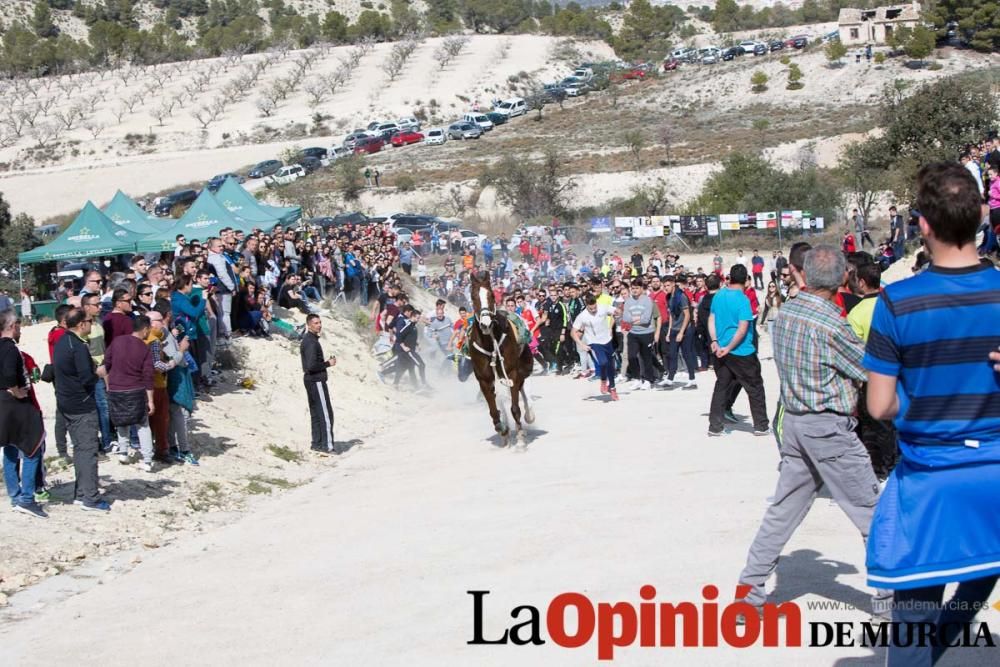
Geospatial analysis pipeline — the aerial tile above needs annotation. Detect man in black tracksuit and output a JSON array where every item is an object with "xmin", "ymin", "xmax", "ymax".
[
  {"xmin": 393, "ymin": 307, "xmax": 428, "ymax": 389},
  {"xmin": 539, "ymin": 290, "xmax": 570, "ymax": 374},
  {"xmin": 300, "ymin": 314, "xmax": 337, "ymax": 453}
]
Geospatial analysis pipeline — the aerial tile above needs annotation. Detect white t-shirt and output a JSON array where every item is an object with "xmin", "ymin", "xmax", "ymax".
[{"xmin": 573, "ymin": 305, "xmax": 615, "ymax": 345}]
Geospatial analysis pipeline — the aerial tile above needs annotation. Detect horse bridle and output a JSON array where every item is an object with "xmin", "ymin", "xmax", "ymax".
[{"xmin": 471, "ymin": 286, "xmax": 512, "ymax": 384}]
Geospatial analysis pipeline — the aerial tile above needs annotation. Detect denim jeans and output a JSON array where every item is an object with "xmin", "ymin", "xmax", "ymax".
[
  {"xmin": 302, "ymin": 286, "xmax": 321, "ymax": 302},
  {"xmin": 3, "ymin": 445, "xmax": 40, "ymax": 506},
  {"xmin": 94, "ymin": 379, "xmax": 112, "ymax": 450}
]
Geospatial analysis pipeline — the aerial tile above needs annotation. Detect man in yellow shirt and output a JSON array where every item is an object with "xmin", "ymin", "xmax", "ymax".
[{"xmin": 847, "ymin": 261, "xmax": 882, "ymax": 342}]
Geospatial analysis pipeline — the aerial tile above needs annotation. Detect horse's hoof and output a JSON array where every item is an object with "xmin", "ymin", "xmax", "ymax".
[{"xmin": 524, "ymin": 408, "xmax": 535, "ymax": 424}]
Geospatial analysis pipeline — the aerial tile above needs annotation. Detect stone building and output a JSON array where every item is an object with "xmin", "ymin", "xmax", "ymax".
[{"xmin": 838, "ymin": 2, "xmax": 922, "ymax": 46}]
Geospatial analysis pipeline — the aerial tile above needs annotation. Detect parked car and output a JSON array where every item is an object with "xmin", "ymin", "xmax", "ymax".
[
  {"xmin": 485, "ymin": 112, "xmax": 508, "ymax": 126},
  {"xmin": 247, "ymin": 159, "xmax": 282, "ymax": 179},
  {"xmin": 572, "ymin": 67, "xmax": 594, "ymax": 81},
  {"xmin": 670, "ymin": 47, "xmax": 696, "ymax": 61},
  {"xmin": 622, "ymin": 66, "xmax": 648, "ymax": 80},
  {"xmin": 791, "ymin": 35, "xmax": 809, "ymax": 49},
  {"xmin": 663, "ymin": 57, "xmax": 680, "ymax": 71},
  {"xmin": 753, "ymin": 43, "xmax": 768, "ymax": 56},
  {"xmin": 397, "ymin": 116, "xmax": 421, "ymax": 133},
  {"xmin": 390, "ymin": 130, "xmax": 425, "ymax": 147},
  {"xmin": 769, "ymin": 40, "xmax": 785, "ymax": 52},
  {"xmin": 298, "ymin": 156, "xmax": 322, "ymax": 174},
  {"xmin": 821, "ymin": 30, "xmax": 839, "ymax": 43},
  {"xmin": 494, "ymin": 97, "xmax": 526, "ymax": 118},
  {"xmin": 560, "ymin": 77, "xmax": 585, "ymax": 96},
  {"xmin": 299, "ymin": 147, "xmax": 328, "ymax": 161},
  {"xmin": 542, "ymin": 85, "xmax": 567, "ymax": 103},
  {"xmin": 739, "ymin": 40, "xmax": 761, "ymax": 53},
  {"xmin": 154, "ymin": 189, "xmax": 198, "ymax": 217},
  {"xmin": 343, "ymin": 131, "xmax": 371, "ymax": 149},
  {"xmin": 722, "ymin": 46, "xmax": 746, "ymax": 61},
  {"xmin": 266, "ymin": 164, "xmax": 305, "ymax": 185},
  {"xmin": 353, "ymin": 135, "xmax": 385, "ymax": 154},
  {"xmin": 448, "ymin": 121, "xmax": 482, "ymax": 140},
  {"xmin": 373, "ymin": 122, "xmax": 400, "ymax": 141},
  {"xmin": 424, "ymin": 128, "xmax": 447, "ymax": 145},
  {"xmin": 206, "ymin": 173, "xmax": 243, "ymax": 192},
  {"xmin": 463, "ymin": 112, "xmax": 494, "ymax": 132},
  {"xmin": 700, "ymin": 48, "xmax": 722, "ymax": 65},
  {"xmin": 328, "ymin": 146, "xmax": 352, "ymax": 161}
]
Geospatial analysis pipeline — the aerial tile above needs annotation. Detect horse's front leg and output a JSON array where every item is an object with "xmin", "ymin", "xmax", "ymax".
[{"xmin": 477, "ymin": 375, "xmax": 507, "ymax": 441}]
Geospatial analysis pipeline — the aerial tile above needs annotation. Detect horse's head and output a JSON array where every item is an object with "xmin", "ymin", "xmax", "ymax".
[{"xmin": 470, "ymin": 270, "xmax": 496, "ymax": 333}]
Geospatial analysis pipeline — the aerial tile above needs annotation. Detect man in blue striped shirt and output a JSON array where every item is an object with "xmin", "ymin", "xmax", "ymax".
[{"xmin": 865, "ymin": 162, "xmax": 1000, "ymax": 667}]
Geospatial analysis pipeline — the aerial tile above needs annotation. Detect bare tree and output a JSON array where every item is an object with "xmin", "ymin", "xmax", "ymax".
[
  {"xmin": 112, "ymin": 105, "xmax": 128, "ymax": 124},
  {"xmin": 657, "ymin": 124, "xmax": 675, "ymax": 165},
  {"xmin": 30, "ymin": 122, "xmax": 59, "ymax": 149},
  {"xmin": 151, "ymin": 104, "xmax": 170, "ymax": 126},
  {"xmin": 19, "ymin": 106, "xmax": 42, "ymax": 128},
  {"xmin": 82, "ymin": 120, "xmax": 106, "ymax": 139},
  {"xmin": 53, "ymin": 106, "xmax": 82, "ymax": 130},
  {"xmin": 435, "ymin": 35, "xmax": 470, "ymax": 69},
  {"xmin": 383, "ymin": 40, "xmax": 419, "ymax": 82},
  {"xmin": 265, "ymin": 80, "xmax": 286, "ymax": 105},
  {"xmin": 37, "ymin": 97, "xmax": 57, "ymax": 116},
  {"xmin": 623, "ymin": 130, "xmax": 646, "ymax": 169},
  {"xmin": 191, "ymin": 107, "xmax": 213, "ymax": 130},
  {"xmin": 0, "ymin": 127, "xmax": 17, "ymax": 149},
  {"xmin": 255, "ymin": 97, "xmax": 277, "ymax": 117},
  {"xmin": 209, "ymin": 96, "xmax": 227, "ymax": 121},
  {"xmin": 4, "ymin": 112, "xmax": 27, "ymax": 138},
  {"xmin": 123, "ymin": 93, "xmax": 142, "ymax": 113},
  {"xmin": 304, "ymin": 80, "xmax": 326, "ymax": 108}
]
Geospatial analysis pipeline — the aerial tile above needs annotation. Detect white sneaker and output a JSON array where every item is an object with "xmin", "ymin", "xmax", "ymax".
[
  {"xmin": 118, "ymin": 454, "xmax": 129, "ymax": 465},
  {"xmin": 682, "ymin": 379, "xmax": 698, "ymax": 390},
  {"xmin": 656, "ymin": 377, "xmax": 674, "ymax": 387},
  {"xmin": 141, "ymin": 462, "xmax": 154, "ymax": 474},
  {"xmin": 635, "ymin": 381, "xmax": 651, "ymax": 391}
]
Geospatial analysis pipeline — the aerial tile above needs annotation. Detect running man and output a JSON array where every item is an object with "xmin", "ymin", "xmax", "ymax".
[{"xmin": 571, "ymin": 294, "xmax": 620, "ymax": 401}]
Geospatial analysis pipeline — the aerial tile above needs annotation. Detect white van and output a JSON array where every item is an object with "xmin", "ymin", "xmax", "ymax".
[
  {"xmin": 462, "ymin": 112, "xmax": 494, "ymax": 132},
  {"xmin": 266, "ymin": 164, "xmax": 305, "ymax": 186},
  {"xmin": 495, "ymin": 97, "xmax": 526, "ymax": 118}
]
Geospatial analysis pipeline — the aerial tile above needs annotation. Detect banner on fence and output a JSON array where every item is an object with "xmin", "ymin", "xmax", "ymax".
[
  {"xmin": 590, "ymin": 216, "xmax": 612, "ymax": 233},
  {"xmin": 609, "ymin": 209, "xmax": 819, "ymax": 238},
  {"xmin": 705, "ymin": 215, "xmax": 719, "ymax": 237}
]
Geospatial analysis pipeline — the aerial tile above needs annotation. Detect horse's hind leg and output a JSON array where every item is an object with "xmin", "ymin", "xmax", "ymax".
[{"xmin": 510, "ymin": 377, "xmax": 528, "ymax": 450}]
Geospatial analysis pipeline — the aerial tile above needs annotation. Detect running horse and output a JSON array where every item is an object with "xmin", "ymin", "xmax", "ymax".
[{"xmin": 468, "ymin": 270, "xmax": 535, "ymax": 448}]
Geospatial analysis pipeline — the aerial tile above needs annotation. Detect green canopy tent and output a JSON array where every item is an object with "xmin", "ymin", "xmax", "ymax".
[
  {"xmin": 19, "ymin": 201, "xmax": 144, "ymax": 264},
  {"xmin": 135, "ymin": 189, "xmax": 260, "ymax": 253},
  {"xmin": 215, "ymin": 177, "xmax": 301, "ymax": 227},
  {"xmin": 102, "ymin": 190, "xmax": 164, "ymax": 236}
]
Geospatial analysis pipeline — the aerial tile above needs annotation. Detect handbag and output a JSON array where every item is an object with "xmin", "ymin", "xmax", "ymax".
[{"xmin": 40, "ymin": 364, "xmax": 55, "ymax": 383}]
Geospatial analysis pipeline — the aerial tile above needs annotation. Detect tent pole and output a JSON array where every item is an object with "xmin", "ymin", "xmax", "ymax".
[{"xmin": 17, "ymin": 262, "xmax": 23, "ymax": 299}]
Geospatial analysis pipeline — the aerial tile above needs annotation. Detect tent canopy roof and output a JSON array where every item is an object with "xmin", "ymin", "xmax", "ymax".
[
  {"xmin": 216, "ymin": 177, "xmax": 300, "ymax": 227},
  {"xmin": 135, "ymin": 189, "xmax": 259, "ymax": 252},
  {"xmin": 102, "ymin": 190, "xmax": 164, "ymax": 236},
  {"xmin": 19, "ymin": 201, "xmax": 144, "ymax": 264}
]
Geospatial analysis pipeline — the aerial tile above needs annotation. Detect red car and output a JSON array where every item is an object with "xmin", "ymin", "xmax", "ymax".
[
  {"xmin": 353, "ymin": 136, "xmax": 384, "ymax": 155},
  {"xmin": 390, "ymin": 131, "xmax": 424, "ymax": 147},
  {"xmin": 663, "ymin": 58, "xmax": 679, "ymax": 72}
]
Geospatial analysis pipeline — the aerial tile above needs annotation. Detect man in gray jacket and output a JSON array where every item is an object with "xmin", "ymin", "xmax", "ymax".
[
  {"xmin": 206, "ymin": 237, "xmax": 236, "ymax": 343},
  {"xmin": 622, "ymin": 279, "xmax": 659, "ymax": 390}
]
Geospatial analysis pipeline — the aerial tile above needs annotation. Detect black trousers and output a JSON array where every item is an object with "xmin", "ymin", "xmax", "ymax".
[
  {"xmin": 889, "ymin": 575, "xmax": 998, "ymax": 667},
  {"xmin": 753, "ymin": 272, "xmax": 764, "ymax": 289},
  {"xmin": 667, "ymin": 328, "xmax": 697, "ymax": 381},
  {"xmin": 304, "ymin": 378, "xmax": 335, "ymax": 452},
  {"xmin": 393, "ymin": 348, "xmax": 426, "ymax": 386},
  {"xmin": 627, "ymin": 331, "xmax": 656, "ymax": 383},
  {"xmin": 709, "ymin": 353, "xmax": 768, "ymax": 432},
  {"xmin": 66, "ymin": 410, "xmax": 101, "ymax": 505}
]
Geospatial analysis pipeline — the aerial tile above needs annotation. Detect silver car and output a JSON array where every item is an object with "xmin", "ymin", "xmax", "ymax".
[{"xmin": 447, "ymin": 122, "xmax": 482, "ymax": 140}]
